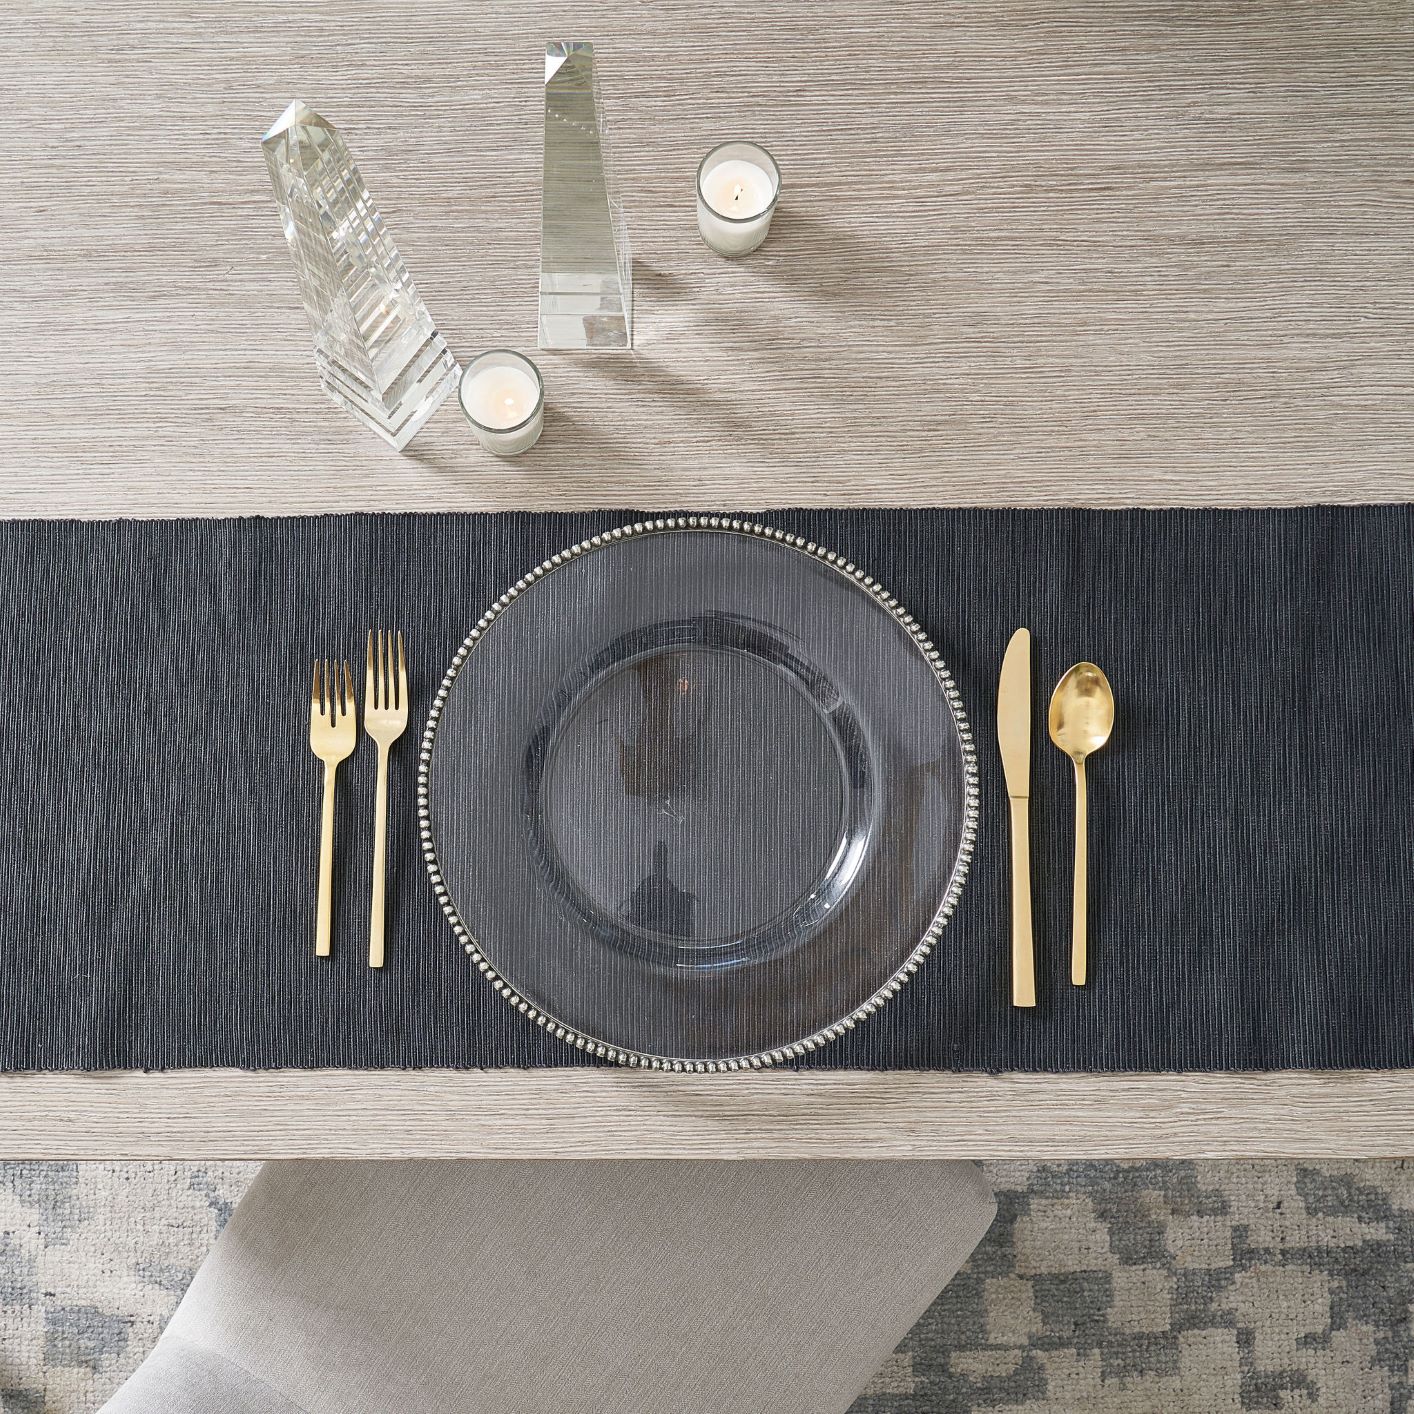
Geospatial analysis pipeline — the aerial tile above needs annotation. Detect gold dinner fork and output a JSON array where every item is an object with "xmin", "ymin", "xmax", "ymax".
[
  {"xmin": 364, "ymin": 630, "xmax": 408, "ymax": 969},
  {"xmin": 309, "ymin": 659, "xmax": 357, "ymax": 958}
]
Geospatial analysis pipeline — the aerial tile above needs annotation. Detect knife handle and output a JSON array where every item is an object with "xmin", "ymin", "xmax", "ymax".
[{"xmin": 1009, "ymin": 795, "xmax": 1035, "ymax": 1008}]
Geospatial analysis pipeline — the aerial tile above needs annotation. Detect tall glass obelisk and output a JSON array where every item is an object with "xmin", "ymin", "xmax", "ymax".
[
  {"xmin": 262, "ymin": 100, "xmax": 460, "ymax": 449},
  {"xmin": 539, "ymin": 44, "xmax": 633, "ymax": 351}
]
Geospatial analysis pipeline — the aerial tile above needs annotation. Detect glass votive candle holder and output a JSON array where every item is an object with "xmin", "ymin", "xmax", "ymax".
[
  {"xmin": 458, "ymin": 350, "xmax": 545, "ymax": 456},
  {"xmin": 697, "ymin": 141, "xmax": 781, "ymax": 258}
]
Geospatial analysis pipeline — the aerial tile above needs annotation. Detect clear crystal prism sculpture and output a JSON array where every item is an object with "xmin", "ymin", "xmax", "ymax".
[
  {"xmin": 539, "ymin": 43, "xmax": 633, "ymax": 351},
  {"xmin": 261, "ymin": 100, "xmax": 460, "ymax": 450}
]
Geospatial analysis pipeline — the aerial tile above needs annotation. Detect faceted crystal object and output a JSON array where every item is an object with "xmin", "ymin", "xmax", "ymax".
[
  {"xmin": 261, "ymin": 100, "xmax": 459, "ymax": 450},
  {"xmin": 539, "ymin": 43, "xmax": 633, "ymax": 351}
]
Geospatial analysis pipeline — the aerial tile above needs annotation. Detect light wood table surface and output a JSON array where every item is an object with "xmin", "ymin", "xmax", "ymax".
[{"xmin": 2, "ymin": 2, "xmax": 1411, "ymax": 1158}]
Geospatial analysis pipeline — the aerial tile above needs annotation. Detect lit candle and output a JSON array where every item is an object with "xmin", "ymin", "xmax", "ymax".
[
  {"xmin": 458, "ymin": 350, "xmax": 545, "ymax": 456},
  {"xmin": 697, "ymin": 141, "xmax": 781, "ymax": 257}
]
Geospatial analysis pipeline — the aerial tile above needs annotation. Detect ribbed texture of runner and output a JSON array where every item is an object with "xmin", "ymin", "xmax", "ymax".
[{"xmin": 2, "ymin": 506, "xmax": 1409, "ymax": 1071}]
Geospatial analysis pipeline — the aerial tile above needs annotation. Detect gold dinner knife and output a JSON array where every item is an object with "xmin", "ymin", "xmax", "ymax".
[{"xmin": 997, "ymin": 628, "xmax": 1035, "ymax": 1007}]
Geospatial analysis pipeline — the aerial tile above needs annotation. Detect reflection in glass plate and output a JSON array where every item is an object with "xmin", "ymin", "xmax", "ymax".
[{"xmin": 420, "ymin": 519, "xmax": 977, "ymax": 1069}]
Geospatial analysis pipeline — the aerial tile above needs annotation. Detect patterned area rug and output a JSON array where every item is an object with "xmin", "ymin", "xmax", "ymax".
[
  {"xmin": 857, "ymin": 1161, "xmax": 1414, "ymax": 1414},
  {"xmin": 2, "ymin": 1161, "xmax": 1412, "ymax": 1412},
  {"xmin": 0, "ymin": 1163, "xmax": 256, "ymax": 1413}
]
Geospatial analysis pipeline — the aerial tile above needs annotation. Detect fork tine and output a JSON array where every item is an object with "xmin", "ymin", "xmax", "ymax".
[
  {"xmin": 311, "ymin": 659, "xmax": 321, "ymax": 713},
  {"xmin": 397, "ymin": 631, "xmax": 407, "ymax": 713},
  {"xmin": 343, "ymin": 660, "xmax": 354, "ymax": 722},
  {"xmin": 322, "ymin": 657, "xmax": 330, "ymax": 717},
  {"xmin": 384, "ymin": 628, "xmax": 395, "ymax": 712},
  {"xmin": 366, "ymin": 631, "xmax": 376, "ymax": 713}
]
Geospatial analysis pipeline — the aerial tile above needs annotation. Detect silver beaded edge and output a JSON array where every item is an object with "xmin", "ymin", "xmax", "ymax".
[{"xmin": 416, "ymin": 516, "xmax": 980, "ymax": 1075}]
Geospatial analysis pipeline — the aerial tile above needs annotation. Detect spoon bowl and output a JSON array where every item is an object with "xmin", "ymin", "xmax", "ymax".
[
  {"xmin": 1048, "ymin": 663, "xmax": 1115, "ymax": 986},
  {"xmin": 1048, "ymin": 663, "xmax": 1115, "ymax": 763}
]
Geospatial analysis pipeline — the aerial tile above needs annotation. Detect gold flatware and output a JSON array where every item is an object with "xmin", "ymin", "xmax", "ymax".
[
  {"xmin": 1047, "ymin": 662, "xmax": 1115, "ymax": 987},
  {"xmin": 997, "ymin": 628, "xmax": 1035, "ymax": 1008},
  {"xmin": 309, "ymin": 659, "xmax": 357, "ymax": 958},
  {"xmin": 364, "ymin": 630, "xmax": 408, "ymax": 970}
]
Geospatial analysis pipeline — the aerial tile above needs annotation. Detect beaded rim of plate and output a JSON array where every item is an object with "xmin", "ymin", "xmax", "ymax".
[{"xmin": 416, "ymin": 516, "xmax": 980, "ymax": 1073}]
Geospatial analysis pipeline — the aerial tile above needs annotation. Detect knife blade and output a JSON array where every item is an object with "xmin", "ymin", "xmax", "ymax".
[
  {"xmin": 998, "ymin": 629, "xmax": 1031, "ymax": 800},
  {"xmin": 997, "ymin": 629, "xmax": 1035, "ymax": 1007}
]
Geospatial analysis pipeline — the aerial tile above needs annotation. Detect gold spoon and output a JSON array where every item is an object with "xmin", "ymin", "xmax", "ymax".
[{"xmin": 1047, "ymin": 663, "xmax": 1115, "ymax": 986}]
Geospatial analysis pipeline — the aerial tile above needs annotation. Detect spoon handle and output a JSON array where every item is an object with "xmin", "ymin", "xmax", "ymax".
[{"xmin": 1072, "ymin": 757, "xmax": 1087, "ymax": 986}]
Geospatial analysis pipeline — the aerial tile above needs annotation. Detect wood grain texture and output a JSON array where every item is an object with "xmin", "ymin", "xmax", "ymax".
[
  {"xmin": 1, "ymin": 2, "xmax": 1412, "ymax": 1157},
  {"xmin": 2, "ymin": 2, "xmax": 1411, "ymax": 516},
  {"xmin": 4, "ymin": 1070, "xmax": 1414, "ymax": 1160}
]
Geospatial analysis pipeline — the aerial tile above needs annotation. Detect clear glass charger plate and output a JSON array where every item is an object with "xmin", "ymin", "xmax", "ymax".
[{"xmin": 420, "ymin": 518, "xmax": 978, "ymax": 1070}]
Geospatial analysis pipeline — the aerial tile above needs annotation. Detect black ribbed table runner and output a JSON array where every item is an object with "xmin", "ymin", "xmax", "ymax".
[{"xmin": 2, "ymin": 506, "xmax": 1410, "ymax": 1072}]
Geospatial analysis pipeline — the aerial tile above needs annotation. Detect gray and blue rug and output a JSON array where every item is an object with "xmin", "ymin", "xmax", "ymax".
[{"xmin": 3, "ymin": 1161, "xmax": 1412, "ymax": 1412}]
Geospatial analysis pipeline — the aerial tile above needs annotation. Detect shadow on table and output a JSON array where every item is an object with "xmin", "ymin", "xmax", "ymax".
[
  {"xmin": 737, "ymin": 206, "xmax": 940, "ymax": 317},
  {"xmin": 631, "ymin": 263, "xmax": 694, "ymax": 306},
  {"xmin": 580, "ymin": 350, "xmax": 771, "ymax": 441}
]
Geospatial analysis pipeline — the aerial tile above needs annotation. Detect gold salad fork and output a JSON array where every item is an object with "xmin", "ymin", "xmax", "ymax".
[
  {"xmin": 309, "ymin": 659, "xmax": 357, "ymax": 958},
  {"xmin": 364, "ymin": 630, "xmax": 408, "ymax": 969}
]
